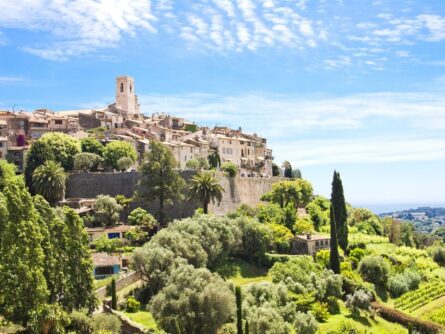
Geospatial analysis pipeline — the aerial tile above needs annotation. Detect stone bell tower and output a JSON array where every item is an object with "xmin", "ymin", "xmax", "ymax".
[{"xmin": 115, "ymin": 76, "xmax": 140, "ymax": 117}]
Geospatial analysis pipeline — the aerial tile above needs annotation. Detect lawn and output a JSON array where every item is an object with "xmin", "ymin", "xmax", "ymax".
[
  {"xmin": 94, "ymin": 274, "xmax": 119, "ymax": 290},
  {"xmin": 216, "ymin": 258, "xmax": 271, "ymax": 286},
  {"xmin": 318, "ymin": 302, "xmax": 407, "ymax": 334},
  {"xmin": 123, "ymin": 310, "xmax": 158, "ymax": 330}
]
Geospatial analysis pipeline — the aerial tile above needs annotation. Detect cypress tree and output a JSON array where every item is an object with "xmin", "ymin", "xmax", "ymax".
[
  {"xmin": 331, "ymin": 171, "xmax": 348, "ymax": 252},
  {"xmin": 245, "ymin": 320, "xmax": 249, "ymax": 334},
  {"xmin": 329, "ymin": 204, "xmax": 341, "ymax": 274},
  {"xmin": 236, "ymin": 286, "xmax": 243, "ymax": 334},
  {"xmin": 111, "ymin": 278, "xmax": 117, "ymax": 310}
]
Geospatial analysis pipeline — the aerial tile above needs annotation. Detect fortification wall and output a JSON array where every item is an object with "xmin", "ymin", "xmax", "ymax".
[{"xmin": 66, "ymin": 171, "xmax": 279, "ymax": 218}]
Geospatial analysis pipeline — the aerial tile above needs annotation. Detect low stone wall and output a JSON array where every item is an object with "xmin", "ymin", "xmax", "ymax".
[
  {"xmin": 103, "ymin": 305, "xmax": 153, "ymax": 334},
  {"xmin": 66, "ymin": 171, "xmax": 280, "ymax": 218},
  {"xmin": 96, "ymin": 271, "xmax": 141, "ymax": 300}
]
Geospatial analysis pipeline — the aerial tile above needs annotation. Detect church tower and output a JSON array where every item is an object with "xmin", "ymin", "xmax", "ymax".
[{"xmin": 115, "ymin": 76, "xmax": 140, "ymax": 117}]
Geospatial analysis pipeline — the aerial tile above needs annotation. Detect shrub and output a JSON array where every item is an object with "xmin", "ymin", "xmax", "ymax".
[
  {"xmin": 315, "ymin": 250, "xmax": 330, "ymax": 269},
  {"xmin": 92, "ymin": 313, "xmax": 122, "ymax": 334},
  {"xmin": 93, "ymin": 195, "xmax": 122, "ymax": 226},
  {"xmin": 294, "ymin": 312, "xmax": 318, "ymax": 334},
  {"xmin": 267, "ymin": 223, "xmax": 293, "ymax": 253},
  {"xmin": 74, "ymin": 152, "xmax": 102, "ymax": 172},
  {"xmin": 68, "ymin": 310, "xmax": 93, "ymax": 334},
  {"xmin": 326, "ymin": 296, "xmax": 340, "ymax": 315},
  {"xmin": 345, "ymin": 290, "xmax": 372, "ymax": 317},
  {"xmin": 81, "ymin": 137, "xmax": 104, "ymax": 156},
  {"xmin": 387, "ymin": 270, "xmax": 421, "ymax": 298},
  {"xmin": 432, "ymin": 247, "xmax": 445, "ymax": 267},
  {"xmin": 257, "ymin": 203, "xmax": 285, "ymax": 225},
  {"xmin": 128, "ymin": 207, "xmax": 158, "ymax": 228},
  {"xmin": 125, "ymin": 296, "xmax": 140, "ymax": 313},
  {"xmin": 348, "ymin": 248, "xmax": 366, "ymax": 268},
  {"xmin": 358, "ymin": 256, "xmax": 390, "ymax": 286},
  {"xmin": 311, "ymin": 302, "xmax": 330, "ymax": 322},
  {"xmin": 103, "ymin": 141, "xmax": 137, "ymax": 170},
  {"xmin": 92, "ymin": 235, "xmax": 123, "ymax": 253},
  {"xmin": 29, "ymin": 303, "xmax": 70, "ymax": 334},
  {"xmin": 116, "ymin": 156, "xmax": 133, "ymax": 171},
  {"xmin": 185, "ymin": 158, "xmax": 200, "ymax": 170},
  {"xmin": 221, "ymin": 162, "xmax": 238, "ymax": 177}
]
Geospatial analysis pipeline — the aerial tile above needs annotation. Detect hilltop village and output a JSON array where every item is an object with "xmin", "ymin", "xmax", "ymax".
[
  {"xmin": 0, "ymin": 76, "xmax": 273, "ymax": 177},
  {"xmin": 1, "ymin": 77, "xmax": 445, "ymax": 334}
]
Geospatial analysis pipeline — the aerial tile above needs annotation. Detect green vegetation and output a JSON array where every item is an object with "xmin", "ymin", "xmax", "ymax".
[
  {"xmin": 216, "ymin": 258, "xmax": 271, "ymax": 286},
  {"xmin": 40, "ymin": 132, "xmax": 82, "ymax": 171},
  {"xmin": 186, "ymin": 171, "xmax": 224, "ymax": 214},
  {"xmin": 74, "ymin": 152, "xmax": 102, "ymax": 172},
  {"xmin": 394, "ymin": 280, "xmax": 445, "ymax": 312},
  {"xmin": 137, "ymin": 140, "xmax": 185, "ymax": 226},
  {"xmin": 81, "ymin": 137, "xmax": 104, "ymax": 156},
  {"xmin": 331, "ymin": 171, "xmax": 348, "ymax": 252},
  {"xmin": 103, "ymin": 140, "xmax": 137, "ymax": 170},
  {"xmin": 221, "ymin": 161, "xmax": 238, "ymax": 177},
  {"xmin": 32, "ymin": 160, "xmax": 67, "ymax": 206},
  {"xmin": 123, "ymin": 311, "xmax": 158, "ymax": 330}
]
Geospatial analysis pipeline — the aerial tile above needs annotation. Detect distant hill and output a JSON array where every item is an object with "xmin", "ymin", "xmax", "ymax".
[{"xmin": 380, "ymin": 207, "xmax": 445, "ymax": 234}]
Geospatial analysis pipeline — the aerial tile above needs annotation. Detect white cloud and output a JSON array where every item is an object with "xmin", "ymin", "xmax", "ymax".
[
  {"xmin": 0, "ymin": 0, "xmax": 158, "ymax": 60},
  {"xmin": 137, "ymin": 90, "xmax": 445, "ymax": 166},
  {"xmin": 0, "ymin": 76, "xmax": 28, "ymax": 83}
]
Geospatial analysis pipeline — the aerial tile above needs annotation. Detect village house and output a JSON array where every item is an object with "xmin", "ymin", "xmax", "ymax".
[
  {"xmin": 92, "ymin": 252, "xmax": 129, "ymax": 279},
  {"xmin": 291, "ymin": 234, "xmax": 331, "ymax": 256}
]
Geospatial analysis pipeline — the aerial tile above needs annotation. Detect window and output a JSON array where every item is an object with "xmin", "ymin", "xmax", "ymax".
[
  {"xmin": 95, "ymin": 266, "xmax": 114, "ymax": 276},
  {"xmin": 315, "ymin": 241, "xmax": 319, "ymax": 246},
  {"xmin": 108, "ymin": 233, "xmax": 120, "ymax": 239},
  {"xmin": 0, "ymin": 142, "xmax": 3, "ymax": 147},
  {"xmin": 120, "ymin": 83, "xmax": 124, "ymax": 93},
  {"xmin": 190, "ymin": 147, "xmax": 193, "ymax": 153},
  {"xmin": 55, "ymin": 120, "xmax": 63, "ymax": 125},
  {"xmin": 130, "ymin": 84, "xmax": 132, "ymax": 93}
]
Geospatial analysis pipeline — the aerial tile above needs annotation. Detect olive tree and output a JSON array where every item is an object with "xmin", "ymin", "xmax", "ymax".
[{"xmin": 150, "ymin": 264, "xmax": 235, "ymax": 334}]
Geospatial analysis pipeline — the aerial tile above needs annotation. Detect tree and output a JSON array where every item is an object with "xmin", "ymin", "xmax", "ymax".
[
  {"xmin": 282, "ymin": 161, "xmax": 292, "ymax": 178},
  {"xmin": 433, "ymin": 247, "xmax": 445, "ymax": 267},
  {"xmin": 59, "ymin": 207, "xmax": 97, "ymax": 312},
  {"xmin": 221, "ymin": 161, "xmax": 238, "ymax": 177},
  {"xmin": 74, "ymin": 152, "xmax": 102, "ymax": 172},
  {"xmin": 329, "ymin": 204, "xmax": 341, "ymax": 274},
  {"xmin": 236, "ymin": 286, "xmax": 243, "ymax": 334},
  {"xmin": 29, "ymin": 303, "xmax": 70, "ymax": 334},
  {"xmin": 81, "ymin": 137, "xmax": 104, "ymax": 156},
  {"xmin": 197, "ymin": 157, "xmax": 210, "ymax": 170},
  {"xmin": 358, "ymin": 256, "xmax": 390, "ymax": 286},
  {"xmin": 111, "ymin": 278, "xmax": 117, "ymax": 310},
  {"xmin": 93, "ymin": 195, "xmax": 122, "ymax": 226},
  {"xmin": 92, "ymin": 313, "xmax": 122, "ymax": 334},
  {"xmin": 150, "ymin": 264, "xmax": 235, "ymax": 334},
  {"xmin": 24, "ymin": 140, "xmax": 55, "ymax": 193},
  {"xmin": 292, "ymin": 169, "xmax": 302, "ymax": 179},
  {"xmin": 125, "ymin": 226, "xmax": 149, "ymax": 246},
  {"xmin": 137, "ymin": 140, "xmax": 185, "ymax": 226},
  {"xmin": 40, "ymin": 132, "xmax": 81, "ymax": 171},
  {"xmin": 128, "ymin": 207, "xmax": 158, "ymax": 231},
  {"xmin": 116, "ymin": 156, "xmax": 134, "ymax": 171},
  {"xmin": 185, "ymin": 158, "xmax": 200, "ymax": 170},
  {"xmin": 186, "ymin": 171, "xmax": 224, "ymax": 214},
  {"xmin": 32, "ymin": 161, "xmax": 67, "ymax": 206},
  {"xmin": 103, "ymin": 141, "xmax": 137, "ymax": 170},
  {"xmin": 0, "ymin": 167, "xmax": 48, "ymax": 324},
  {"xmin": 208, "ymin": 152, "xmax": 221, "ymax": 169},
  {"xmin": 345, "ymin": 290, "xmax": 372, "ymax": 317},
  {"xmin": 272, "ymin": 163, "xmax": 280, "ymax": 177},
  {"xmin": 115, "ymin": 194, "xmax": 132, "ymax": 224},
  {"xmin": 349, "ymin": 208, "xmax": 383, "ymax": 236},
  {"xmin": 331, "ymin": 171, "xmax": 348, "ymax": 252},
  {"xmin": 262, "ymin": 180, "xmax": 313, "ymax": 209}
]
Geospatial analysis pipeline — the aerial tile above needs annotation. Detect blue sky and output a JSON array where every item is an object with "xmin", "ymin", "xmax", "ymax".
[{"xmin": 1, "ymin": 0, "xmax": 445, "ymax": 211}]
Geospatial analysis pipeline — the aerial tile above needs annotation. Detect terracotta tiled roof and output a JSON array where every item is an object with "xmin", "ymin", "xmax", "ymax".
[{"xmin": 92, "ymin": 252, "xmax": 121, "ymax": 267}]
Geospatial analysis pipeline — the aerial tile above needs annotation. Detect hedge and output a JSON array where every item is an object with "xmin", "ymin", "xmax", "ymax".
[{"xmin": 371, "ymin": 302, "xmax": 444, "ymax": 334}]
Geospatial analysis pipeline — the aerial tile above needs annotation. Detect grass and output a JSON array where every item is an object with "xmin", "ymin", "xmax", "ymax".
[
  {"xmin": 216, "ymin": 258, "xmax": 271, "ymax": 286},
  {"xmin": 122, "ymin": 310, "xmax": 158, "ymax": 330},
  {"xmin": 318, "ymin": 302, "xmax": 407, "ymax": 334},
  {"xmin": 94, "ymin": 274, "xmax": 119, "ymax": 290}
]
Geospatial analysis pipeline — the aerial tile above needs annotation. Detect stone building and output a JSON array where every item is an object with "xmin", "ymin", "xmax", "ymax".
[{"xmin": 291, "ymin": 234, "xmax": 331, "ymax": 256}]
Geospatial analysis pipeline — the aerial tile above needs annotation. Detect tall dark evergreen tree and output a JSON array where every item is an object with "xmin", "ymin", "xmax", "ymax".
[
  {"xmin": 111, "ymin": 278, "xmax": 117, "ymax": 310},
  {"xmin": 329, "ymin": 204, "xmax": 341, "ymax": 274},
  {"xmin": 245, "ymin": 321, "xmax": 249, "ymax": 334},
  {"xmin": 236, "ymin": 286, "xmax": 243, "ymax": 334},
  {"xmin": 331, "ymin": 171, "xmax": 348, "ymax": 252}
]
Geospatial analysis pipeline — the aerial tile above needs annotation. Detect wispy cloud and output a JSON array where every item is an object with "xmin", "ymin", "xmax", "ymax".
[
  {"xmin": 137, "ymin": 90, "xmax": 445, "ymax": 166},
  {"xmin": 0, "ymin": 0, "xmax": 445, "ymax": 69},
  {"xmin": 0, "ymin": 76, "xmax": 28, "ymax": 83}
]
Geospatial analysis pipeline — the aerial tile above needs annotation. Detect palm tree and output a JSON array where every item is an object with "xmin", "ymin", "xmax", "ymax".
[
  {"xmin": 186, "ymin": 171, "xmax": 224, "ymax": 214},
  {"xmin": 32, "ymin": 160, "xmax": 67, "ymax": 206}
]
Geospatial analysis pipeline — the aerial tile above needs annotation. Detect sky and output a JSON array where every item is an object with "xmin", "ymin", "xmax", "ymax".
[{"xmin": 0, "ymin": 0, "xmax": 445, "ymax": 212}]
